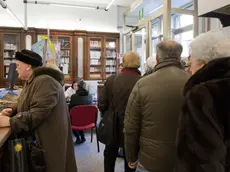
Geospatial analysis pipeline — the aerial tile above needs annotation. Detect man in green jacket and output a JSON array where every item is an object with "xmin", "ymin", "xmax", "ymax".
[{"xmin": 124, "ymin": 41, "xmax": 188, "ymax": 172}]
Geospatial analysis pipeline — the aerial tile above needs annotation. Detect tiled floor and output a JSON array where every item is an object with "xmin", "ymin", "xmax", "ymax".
[{"xmin": 74, "ymin": 131, "xmax": 124, "ymax": 172}]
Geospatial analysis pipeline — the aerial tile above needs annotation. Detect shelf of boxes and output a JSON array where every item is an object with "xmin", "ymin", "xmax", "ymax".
[
  {"xmin": 105, "ymin": 40, "xmax": 117, "ymax": 76},
  {"xmin": 89, "ymin": 39, "xmax": 102, "ymax": 78},
  {"xmin": 3, "ymin": 43, "xmax": 18, "ymax": 78}
]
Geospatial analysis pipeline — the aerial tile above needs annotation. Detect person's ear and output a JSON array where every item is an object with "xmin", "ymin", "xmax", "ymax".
[
  {"xmin": 26, "ymin": 65, "xmax": 32, "ymax": 71},
  {"xmin": 156, "ymin": 55, "xmax": 159, "ymax": 64}
]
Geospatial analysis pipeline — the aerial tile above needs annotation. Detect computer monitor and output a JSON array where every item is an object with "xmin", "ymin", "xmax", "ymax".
[{"xmin": 7, "ymin": 63, "xmax": 18, "ymax": 90}]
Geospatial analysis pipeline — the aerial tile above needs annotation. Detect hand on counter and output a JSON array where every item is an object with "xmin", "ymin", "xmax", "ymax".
[
  {"xmin": 0, "ymin": 114, "xmax": 10, "ymax": 127},
  {"xmin": 1, "ymin": 108, "xmax": 12, "ymax": 117}
]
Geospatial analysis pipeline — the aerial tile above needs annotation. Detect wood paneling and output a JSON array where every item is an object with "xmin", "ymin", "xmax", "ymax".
[{"xmin": 0, "ymin": 27, "xmax": 120, "ymax": 87}]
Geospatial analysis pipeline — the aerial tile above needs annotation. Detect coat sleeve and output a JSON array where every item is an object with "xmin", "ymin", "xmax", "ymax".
[
  {"xmin": 124, "ymin": 81, "xmax": 141, "ymax": 163},
  {"xmin": 176, "ymin": 85, "xmax": 226, "ymax": 172},
  {"xmin": 10, "ymin": 76, "xmax": 60, "ymax": 134}
]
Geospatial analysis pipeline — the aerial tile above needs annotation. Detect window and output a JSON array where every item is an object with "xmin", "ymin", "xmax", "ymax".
[{"xmin": 175, "ymin": 30, "xmax": 193, "ymax": 58}]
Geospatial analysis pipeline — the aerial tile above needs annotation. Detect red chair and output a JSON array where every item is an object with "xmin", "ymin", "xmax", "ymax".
[{"xmin": 70, "ymin": 105, "xmax": 100, "ymax": 152}]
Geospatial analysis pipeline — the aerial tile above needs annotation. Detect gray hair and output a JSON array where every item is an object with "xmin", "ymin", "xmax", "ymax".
[
  {"xmin": 156, "ymin": 41, "xmax": 183, "ymax": 61},
  {"xmin": 190, "ymin": 30, "xmax": 230, "ymax": 63},
  {"xmin": 145, "ymin": 56, "xmax": 156, "ymax": 73}
]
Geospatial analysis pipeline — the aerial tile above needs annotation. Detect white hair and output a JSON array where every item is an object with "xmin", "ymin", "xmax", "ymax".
[
  {"xmin": 146, "ymin": 56, "xmax": 156, "ymax": 69},
  {"xmin": 144, "ymin": 56, "xmax": 156, "ymax": 74},
  {"xmin": 190, "ymin": 30, "xmax": 230, "ymax": 63}
]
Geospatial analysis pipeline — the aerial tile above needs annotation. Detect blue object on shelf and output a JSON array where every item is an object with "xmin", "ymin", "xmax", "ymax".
[{"xmin": 0, "ymin": 89, "xmax": 18, "ymax": 99}]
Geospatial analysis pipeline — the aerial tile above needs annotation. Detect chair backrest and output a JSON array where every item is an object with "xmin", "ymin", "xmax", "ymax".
[{"xmin": 70, "ymin": 105, "xmax": 98, "ymax": 127}]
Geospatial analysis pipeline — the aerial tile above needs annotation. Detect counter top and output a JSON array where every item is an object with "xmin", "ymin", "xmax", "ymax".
[{"xmin": 0, "ymin": 127, "xmax": 11, "ymax": 148}]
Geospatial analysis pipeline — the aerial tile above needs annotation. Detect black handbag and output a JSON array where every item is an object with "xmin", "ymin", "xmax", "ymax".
[
  {"xmin": 98, "ymin": 110, "xmax": 117, "ymax": 146},
  {"xmin": 7, "ymin": 114, "xmax": 46, "ymax": 172},
  {"xmin": 98, "ymin": 75, "xmax": 118, "ymax": 146},
  {"xmin": 8, "ymin": 137, "xmax": 29, "ymax": 172}
]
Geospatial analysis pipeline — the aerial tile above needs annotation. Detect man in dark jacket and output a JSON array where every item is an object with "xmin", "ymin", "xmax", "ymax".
[
  {"xmin": 124, "ymin": 41, "xmax": 188, "ymax": 171},
  {"xmin": 69, "ymin": 86, "xmax": 92, "ymax": 144},
  {"xmin": 98, "ymin": 51, "xmax": 142, "ymax": 172}
]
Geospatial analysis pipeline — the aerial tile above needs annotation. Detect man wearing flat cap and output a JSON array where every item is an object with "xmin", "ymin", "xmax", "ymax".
[{"xmin": 0, "ymin": 49, "xmax": 78, "ymax": 172}]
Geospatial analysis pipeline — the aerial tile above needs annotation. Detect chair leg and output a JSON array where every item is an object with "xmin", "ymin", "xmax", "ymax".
[
  {"xmin": 95, "ymin": 125, "xmax": 100, "ymax": 153},
  {"xmin": 91, "ymin": 128, "xmax": 93, "ymax": 143}
]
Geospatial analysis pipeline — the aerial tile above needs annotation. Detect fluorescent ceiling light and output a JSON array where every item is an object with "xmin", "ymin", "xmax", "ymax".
[
  {"xmin": 6, "ymin": 8, "xmax": 26, "ymax": 28},
  {"xmin": 105, "ymin": 0, "xmax": 116, "ymax": 10},
  {"xmin": 50, "ymin": 4, "xmax": 97, "ymax": 10},
  {"xmin": 149, "ymin": 5, "xmax": 163, "ymax": 14}
]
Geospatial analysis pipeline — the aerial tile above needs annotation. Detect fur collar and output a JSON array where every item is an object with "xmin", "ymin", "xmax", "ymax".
[
  {"xmin": 32, "ymin": 67, "xmax": 64, "ymax": 85},
  {"xmin": 183, "ymin": 57, "xmax": 230, "ymax": 95}
]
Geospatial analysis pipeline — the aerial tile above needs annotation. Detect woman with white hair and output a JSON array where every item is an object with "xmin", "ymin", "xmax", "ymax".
[
  {"xmin": 175, "ymin": 30, "xmax": 230, "ymax": 172},
  {"xmin": 143, "ymin": 56, "xmax": 156, "ymax": 76}
]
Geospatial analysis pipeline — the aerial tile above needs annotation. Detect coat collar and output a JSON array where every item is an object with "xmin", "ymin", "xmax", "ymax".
[
  {"xmin": 121, "ymin": 68, "xmax": 141, "ymax": 75},
  {"xmin": 153, "ymin": 59, "xmax": 182, "ymax": 72},
  {"xmin": 183, "ymin": 57, "xmax": 230, "ymax": 95},
  {"xmin": 27, "ymin": 67, "xmax": 64, "ymax": 85}
]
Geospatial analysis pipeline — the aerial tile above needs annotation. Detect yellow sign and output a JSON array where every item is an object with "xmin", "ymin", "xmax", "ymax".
[{"xmin": 14, "ymin": 143, "xmax": 23, "ymax": 152}]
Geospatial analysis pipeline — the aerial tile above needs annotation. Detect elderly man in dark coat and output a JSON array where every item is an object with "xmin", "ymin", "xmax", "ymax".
[{"xmin": 124, "ymin": 41, "xmax": 188, "ymax": 172}]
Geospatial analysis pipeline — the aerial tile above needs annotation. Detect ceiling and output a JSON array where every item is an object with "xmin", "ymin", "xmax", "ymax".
[
  {"xmin": 48, "ymin": 0, "xmax": 136, "ymax": 7},
  {"xmin": 127, "ymin": 0, "xmax": 193, "ymax": 17}
]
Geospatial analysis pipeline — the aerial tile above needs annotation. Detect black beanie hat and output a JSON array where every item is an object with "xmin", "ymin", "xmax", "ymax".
[{"xmin": 15, "ymin": 49, "xmax": 43, "ymax": 67}]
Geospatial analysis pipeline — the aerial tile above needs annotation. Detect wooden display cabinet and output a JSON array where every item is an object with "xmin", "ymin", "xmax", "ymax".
[
  {"xmin": 0, "ymin": 27, "xmax": 36, "ymax": 88},
  {"xmin": 86, "ymin": 33, "xmax": 119, "ymax": 80},
  {"xmin": 0, "ymin": 27, "xmax": 119, "ymax": 87}
]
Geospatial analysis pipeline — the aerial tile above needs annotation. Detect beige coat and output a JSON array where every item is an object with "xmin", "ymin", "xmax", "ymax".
[{"xmin": 10, "ymin": 67, "xmax": 77, "ymax": 172}]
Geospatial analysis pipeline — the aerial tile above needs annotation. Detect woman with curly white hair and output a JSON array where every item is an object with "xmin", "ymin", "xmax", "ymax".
[
  {"xmin": 175, "ymin": 30, "xmax": 230, "ymax": 172},
  {"xmin": 143, "ymin": 56, "xmax": 156, "ymax": 76}
]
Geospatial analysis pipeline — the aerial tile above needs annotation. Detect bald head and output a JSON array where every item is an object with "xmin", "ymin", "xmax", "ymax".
[{"xmin": 156, "ymin": 40, "xmax": 183, "ymax": 62}]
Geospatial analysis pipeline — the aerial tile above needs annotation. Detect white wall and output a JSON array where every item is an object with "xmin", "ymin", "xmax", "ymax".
[
  {"xmin": 198, "ymin": 0, "xmax": 230, "ymax": 15},
  {"xmin": 0, "ymin": 0, "xmax": 118, "ymax": 32}
]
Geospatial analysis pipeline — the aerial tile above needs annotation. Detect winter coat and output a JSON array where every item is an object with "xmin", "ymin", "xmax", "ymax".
[
  {"xmin": 10, "ymin": 67, "xmax": 78, "ymax": 172},
  {"xmin": 175, "ymin": 57, "xmax": 230, "ymax": 172},
  {"xmin": 98, "ymin": 68, "xmax": 142, "ymax": 147},
  {"xmin": 69, "ymin": 88, "xmax": 92, "ymax": 110},
  {"xmin": 124, "ymin": 59, "xmax": 188, "ymax": 171}
]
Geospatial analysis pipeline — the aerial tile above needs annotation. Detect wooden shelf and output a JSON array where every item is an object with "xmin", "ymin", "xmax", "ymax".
[
  {"xmin": 90, "ymin": 47, "xmax": 102, "ymax": 50},
  {"xmin": 90, "ymin": 64, "xmax": 102, "ymax": 66},
  {"xmin": 87, "ymin": 36, "xmax": 119, "ymax": 80},
  {"xmin": 0, "ymin": 27, "xmax": 120, "ymax": 86}
]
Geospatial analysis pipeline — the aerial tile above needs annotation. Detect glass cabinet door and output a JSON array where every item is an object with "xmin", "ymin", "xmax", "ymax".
[
  {"xmin": 3, "ymin": 34, "xmax": 20, "ymax": 79},
  {"xmin": 57, "ymin": 36, "xmax": 71, "ymax": 79},
  {"xmin": 89, "ymin": 37, "xmax": 103, "ymax": 79},
  {"xmin": 105, "ymin": 38, "xmax": 117, "ymax": 78}
]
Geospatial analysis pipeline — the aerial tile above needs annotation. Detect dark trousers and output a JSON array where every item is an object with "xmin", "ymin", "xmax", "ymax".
[
  {"xmin": 73, "ymin": 130, "xmax": 85, "ymax": 141},
  {"xmin": 104, "ymin": 144, "xmax": 135, "ymax": 172}
]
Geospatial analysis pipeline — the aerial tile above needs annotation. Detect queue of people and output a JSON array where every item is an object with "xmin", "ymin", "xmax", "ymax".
[
  {"xmin": 99, "ymin": 30, "xmax": 230, "ymax": 172},
  {"xmin": 0, "ymin": 30, "xmax": 230, "ymax": 172}
]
